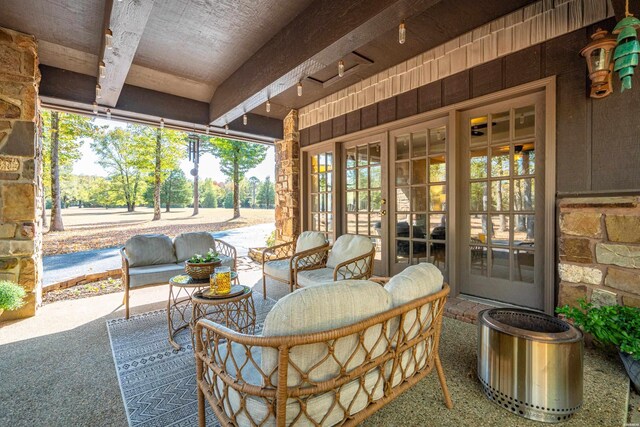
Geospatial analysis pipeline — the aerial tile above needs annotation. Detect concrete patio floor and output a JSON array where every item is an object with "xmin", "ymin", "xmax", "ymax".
[{"xmin": 0, "ymin": 267, "xmax": 632, "ymax": 427}]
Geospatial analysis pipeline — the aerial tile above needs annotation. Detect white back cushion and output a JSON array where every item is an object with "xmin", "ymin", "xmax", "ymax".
[
  {"xmin": 173, "ymin": 232, "xmax": 216, "ymax": 262},
  {"xmin": 326, "ymin": 234, "xmax": 373, "ymax": 268},
  {"xmin": 295, "ymin": 231, "xmax": 327, "ymax": 253},
  {"xmin": 261, "ymin": 280, "xmax": 392, "ymax": 387}
]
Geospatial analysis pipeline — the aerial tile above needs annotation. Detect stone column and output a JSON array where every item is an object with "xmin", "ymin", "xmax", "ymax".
[
  {"xmin": 274, "ymin": 110, "xmax": 300, "ymax": 243},
  {"xmin": 0, "ymin": 27, "xmax": 42, "ymax": 320}
]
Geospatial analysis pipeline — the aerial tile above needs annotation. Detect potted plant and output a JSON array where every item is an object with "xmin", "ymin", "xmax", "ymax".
[
  {"xmin": 185, "ymin": 248, "xmax": 221, "ymax": 280},
  {"xmin": 557, "ymin": 299, "xmax": 640, "ymax": 392},
  {"xmin": 0, "ymin": 280, "xmax": 26, "ymax": 317}
]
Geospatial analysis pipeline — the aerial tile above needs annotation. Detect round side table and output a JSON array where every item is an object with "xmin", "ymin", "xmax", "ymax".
[
  {"xmin": 167, "ymin": 272, "xmax": 238, "ymax": 350},
  {"xmin": 191, "ymin": 286, "xmax": 256, "ymax": 344}
]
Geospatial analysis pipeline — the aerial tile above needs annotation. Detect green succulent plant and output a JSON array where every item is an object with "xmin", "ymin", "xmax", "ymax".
[
  {"xmin": 557, "ymin": 299, "xmax": 640, "ymax": 360},
  {"xmin": 0, "ymin": 280, "xmax": 27, "ymax": 312}
]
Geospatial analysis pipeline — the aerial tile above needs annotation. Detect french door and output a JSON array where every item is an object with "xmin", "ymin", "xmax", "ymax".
[
  {"xmin": 459, "ymin": 93, "xmax": 545, "ymax": 309},
  {"xmin": 388, "ymin": 118, "xmax": 448, "ymax": 276},
  {"xmin": 342, "ymin": 134, "xmax": 388, "ymax": 276}
]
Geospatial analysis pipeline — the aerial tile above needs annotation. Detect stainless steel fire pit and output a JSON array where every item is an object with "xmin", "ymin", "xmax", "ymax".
[{"xmin": 477, "ymin": 308, "xmax": 584, "ymax": 423}]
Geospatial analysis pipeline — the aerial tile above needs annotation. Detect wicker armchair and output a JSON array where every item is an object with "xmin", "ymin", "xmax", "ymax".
[
  {"xmin": 261, "ymin": 231, "xmax": 328, "ymax": 299},
  {"xmin": 194, "ymin": 264, "xmax": 452, "ymax": 426},
  {"xmin": 294, "ymin": 234, "xmax": 376, "ymax": 289}
]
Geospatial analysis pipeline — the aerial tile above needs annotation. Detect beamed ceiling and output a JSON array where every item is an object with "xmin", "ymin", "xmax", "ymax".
[{"xmin": 0, "ymin": 0, "xmax": 539, "ymax": 142}]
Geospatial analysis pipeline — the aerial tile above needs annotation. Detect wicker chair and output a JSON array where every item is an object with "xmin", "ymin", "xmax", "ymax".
[
  {"xmin": 293, "ymin": 234, "xmax": 376, "ymax": 289},
  {"xmin": 261, "ymin": 231, "xmax": 329, "ymax": 299},
  {"xmin": 194, "ymin": 263, "xmax": 453, "ymax": 426}
]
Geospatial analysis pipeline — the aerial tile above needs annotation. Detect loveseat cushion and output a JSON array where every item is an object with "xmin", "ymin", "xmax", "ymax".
[
  {"xmin": 295, "ymin": 267, "xmax": 334, "ymax": 287},
  {"xmin": 128, "ymin": 263, "xmax": 184, "ymax": 288},
  {"xmin": 263, "ymin": 259, "xmax": 291, "ymax": 282},
  {"xmin": 125, "ymin": 234, "xmax": 176, "ymax": 267},
  {"xmin": 173, "ymin": 232, "xmax": 217, "ymax": 262},
  {"xmin": 261, "ymin": 280, "xmax": 392, "ymax": 387},
  {"xmin": 295, "ymin": 231, "xmax": 327, "ymax": 253},
  {"xmin": 326, "ymin": 234, "xmax": 373, "ymax": 269}
]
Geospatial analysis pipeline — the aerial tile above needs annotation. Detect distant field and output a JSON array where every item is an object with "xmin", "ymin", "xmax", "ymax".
[{"xmin": 43, "ymin": 207, "xmax": 275, "ymax": 255}]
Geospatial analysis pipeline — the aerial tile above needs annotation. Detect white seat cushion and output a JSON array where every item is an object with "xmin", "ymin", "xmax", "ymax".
[
  {"xmin": 326, "ymin": 234, "xmax": 373, "ymax": 269},
  {"xmin": 128, "ymin": 263, "xmax": 184, "ymax": 288},
  {"xmin": 125, "ymin": 234, "xmax": 177, "ymax": 267},
  {"xmin": 218, "ymin": 254, "xmax": 234, "ymax": 269},
  {"xmin": 295, "ymin": 231, "xmax": 327, "ymax": 253},
  {"xmin": 263, "ymin": 259, "xmax": 291, "ymax": 282},
  {"xmin": 173, "ymin": 232, "xmax": 217, "ymax": 262},
  {"xmin": 295, "ymin": 268, "xmax": 334, "ymax": 287}
]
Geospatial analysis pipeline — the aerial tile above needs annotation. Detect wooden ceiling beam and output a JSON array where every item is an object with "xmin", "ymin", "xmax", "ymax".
[
  {"xmin": 98, "ymin": 0, "xmax": 155, "ymax": 107},
  {"xmin": 208, "ymin": 0, "xmax": 443, "ymax": 126}
]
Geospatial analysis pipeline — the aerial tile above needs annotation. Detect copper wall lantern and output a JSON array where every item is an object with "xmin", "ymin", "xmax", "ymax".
[{"xmin": 580, "ymin": 28, "xmax": 618, "ymax": 98}]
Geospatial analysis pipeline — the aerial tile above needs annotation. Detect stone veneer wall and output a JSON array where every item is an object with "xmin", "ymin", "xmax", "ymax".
[
  {"xmin": 274, "ymin": 110, "xmax": 300, "ymax": 243},
  {"xmin": 0, "ymin": 27, "xmax": 43, "ymax": 320},
  {"xmin": 558, "ymin": 196, "xmax": 640, "ymax": 309}
]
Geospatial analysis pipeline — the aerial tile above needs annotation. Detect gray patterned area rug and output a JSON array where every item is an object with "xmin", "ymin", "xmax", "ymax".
[{"xmin": 106, "ymin": 293, "xmax": 276, "ymax": 427}]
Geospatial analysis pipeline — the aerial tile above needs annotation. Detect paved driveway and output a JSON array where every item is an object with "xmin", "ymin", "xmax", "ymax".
[{"xmin": 43, "ymin": 223, "xmax": 275, "ymax": 286}]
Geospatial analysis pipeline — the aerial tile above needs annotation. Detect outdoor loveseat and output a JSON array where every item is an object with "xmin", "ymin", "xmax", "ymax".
[
  {"xmin": 120, "ymin": 232, "xmax": 236, "ymax": 318},
  {"xmin": 194, "ymin": 263, "xmax": 453, "ymax": 426}
]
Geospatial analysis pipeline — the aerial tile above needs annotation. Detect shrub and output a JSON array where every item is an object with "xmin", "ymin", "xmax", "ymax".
[
  {"xmin": 557, "ymin": 299, "xmax": 640, "ymax": 360},
  {"xmin": 265, "ymin": 230, "xmax": 277, "ymax": 247},
  {"xmin": 0, "ymin": 281, "xmax": 27, "ymax": 311}
]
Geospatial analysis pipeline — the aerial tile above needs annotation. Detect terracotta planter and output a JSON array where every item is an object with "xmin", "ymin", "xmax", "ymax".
[
  {"xmin": 619, "ymin": 351, "xmax": 640, "ymax": 392},
  {"xmin": 185, "ymin": 260, "xmax": 221, "ymax": 280}
]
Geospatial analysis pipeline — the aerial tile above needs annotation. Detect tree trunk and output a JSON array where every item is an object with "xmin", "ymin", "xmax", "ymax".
[
  {"xmin": 41, "ymin": 191, "xmax": 48, "ymax": 230},
  {"xmin": 50, "ymin": 111, "xmax": 64, "ymax": 231},
  {"xmin": 233, "ymin": 153, "xmax": 240, "ymax": 219},
  {"xmin": 153, "ymin": 129, "xmax": 162, "ymax": 220},
  {"xmin": 192, "ymin": 168, "xmax": 199, "ymax": 216}
]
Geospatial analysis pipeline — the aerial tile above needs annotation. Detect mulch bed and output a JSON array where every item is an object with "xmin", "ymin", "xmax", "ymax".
[{"xmin": 42, "ymin": 277, "xmax": 124, "ymax": 305}]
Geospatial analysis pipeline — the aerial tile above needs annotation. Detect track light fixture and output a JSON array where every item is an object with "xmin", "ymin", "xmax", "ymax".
[
  {"xmin": 96, "ymin": 84, "xmax": 101, "ymax": 99},
  {"xmin": 266, "ymin": 99, "xmax": 271, "ymax": 113},
  {"xmin": 338, "ymin": 60, "xmax": 345, "ymax": 77},
  {"xmin": 297, "ymin": 81, "xmax": 303, "ymax": 96},
  {"xmin": 105, "ymin": 29, "xmax": 113, "ymax": 49},
  {"xmin": 243, "ymin": 114, "xmax": 248, "ymax": 125},
  {"xmin": 399, "ymin": 21, "xmax": 406, "ymax": 44}
]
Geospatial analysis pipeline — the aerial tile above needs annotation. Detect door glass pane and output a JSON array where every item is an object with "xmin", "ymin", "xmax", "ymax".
[
  {"xmin": 429, "ymin": 214, "xmax": 447, "ymax": 238},
  {"xmin": 312, "ymin": 213, "xmax": 319, "ymax": 230},
  {"xmin": 412, "ymin": 159, "xmax": 427, "ymax": 185},
  {"xmin": 346, "ymin": 148, "xmax": 356, "ymax": 168},
  {"xmin": 319, "ymin": 173, "xmax": 327, "ymax": 191},
  {"xmin": 311, "ymin": 174, "xmax": 318, "ymax": 192},
  {"xmin": 327, "ymin": 193, "xmax": 332, "ymax": 210},
  {"xmin": 515, "ymin": 143, "xmax": 535, "ymax": 175},
  {"xmin": 396, "ymin": 240, "xmax": 410, "ymax": 263},
  {"xmin": 396, "ymin": 214, "xmax": 410, "ymax": 238},
  {"xmin": 346, "ymin": 170, "xmax": 356, "ymax": 190},
  {"xmin": 470, "ymin": 149, "xmax": 488, "ymax": 179},
  {"xmin": 470, "ymin": 214, "xmax": 488, "ymax": 242},
  {"xmin": 319, "ymin": 193, "xmax": 326, "ymax": 211},
  {"xmin": 411, "ymin": 132, "xmax": 427, "ymax": 157},
  {"xmin": 470, "ymin": 116, "xmax": 488, "ymax": 145},
  {"xmin": 429, "ymin": 156, "xmax": 446, "ymax": 182},
  {"xmin": 396, "ymin": 135, "xmax": 410, "ymax": 160},
  {"xmin": 412, "ymin": 240, "xmax": 427, "ymax": 264},
  {"xmin": 515, "ymin": 250, "xmax": 535, "ymax": 283},
  {"xmin": 358, "ymin": 168, "xmax": 368, "ymax": 189},
  {"xmin": 319, "ymin": 214, "xmax": 327, "ymax": 231},
  {"xmin": 491, "ymin": 146, "xmax": 510, "ymax": 177},
  {"xmin": 357, "ymin": 146, "xmax": 368, "ymax": 166},
  {"xmin": 396, "ymin": 162, "xmax": 410, "ymax": 185},
  {"xmin": 491, "ymin": 111, "xmax": 510, "ymax": 142},
  {"xmin": 491, "ymin": 248, "xmax": 510, "ymax": 280},
  {"xmin": 470, "ymin": 182, "xmax": 487, "ymax": 211},
  {"xmin": 358, "ymin": 191, "xmax": 368, "ymax": 211},
  {"xmin": 369, "ymin": 144, "xmax": 381, "ymax": 165},
  {"xmin": 490, "ymin": 180, "xmax": 509, "ymax": 211},
  {"xmin": 370, "ymin": 190, "xmax": 382, "ymax": 211},
  {"xmin": 311, "ymin": 155, "xmax": 319, "ymax": 173},
  {"xmin": 489, "ymin": 215, "xmax": 509, "ymax": 245},
  {"xmin": 470, "ymin": 245, "xmax": 487, "ymax": 276},
  {"xmin": 326, "ymin": 153, "xmax": 333, "ymax": 171},
  {"xmin": 513, "ymin": 214, "xmax": 535, "ymax": 245},
  {"xmin": 327, "ymin": 213, "xmax": 333, "ymax": 232},
  {"xmin": 370, "ymin": 213, "xmax": 382, "ymax": 235},
  {"xmin": 372, "ymin": 237, "xmax": 382, "ymax": 261},
  {"xmin": 370, "ymin": 165, "xmax": 381, "ymax": 188},
  {"xmin": 429, "ymin": 185, "xmax": 446, "ymax": 211},
  {"xmin": 346, "ymin": 191, "xmax": 356, "ymax": 212},
  {"xmin": 396, "ymin": 188, "xmax": 410, "ymax": 212},
  {"xmin": 412, "ymin": 213, "xmax": 427, "ymax": 238},
  {"xmin": 358, "ymin": 214, "xmax": 369, "ymax": 235},
  {"xmin": 412, "ymin": 187, "xmax": 427, "ymax": 211},
  {"xmin": 346, "ymin": 214, "xmax": 356, "ymax": 234},
  {"xmin": 429, "ymin": 126, "xmax": 446, "ymax": 153},
  {"xmin": 311, "ymin": 195, "xmax": 318, "ymax": 212},
  {"xmin": 430, "ymin": 242, "xmax": 446, "ymax": 271},
  {"xmin": 515, "ymin": 105, "xmax": 535, "ymax": 139},
  {"xmin": 513, "ymin": 178, "xmax": 535, "ymax": 211}
]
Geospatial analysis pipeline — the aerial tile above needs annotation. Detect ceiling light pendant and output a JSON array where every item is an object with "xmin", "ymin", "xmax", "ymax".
[
  {"xmin": 99, "ymin": 61, "xmax": 106, "ymax": 78},
  {"xmin": 338, "ymin": 60, "xmax": 345, "ymax": 77},
  {"xmin": 205, "ymin": 125, "xmax": 210, "ymax": 135},
  {"xmin": 160, "ymin": 118, "xmax": 165, "ymax": 129},
  {"xmin": 105, "ymin": 29, "xmax": 113, "ymax": 49},
  {"xmin": 243, "ymin": 114, "xmax": 248, "ymax": 125},
  {"xmin": 225, "ymin": 124, "xmax": 229, "ymax": 134},
  {"xmin": 297, "ymin": 81, "xmax": 303, "ymax": 96},
  {"xmin": 106, "ymin": 109, "xmax": 112, "ymax": 120},
  {"xmin": 266, "ymin": 99, "xmax": 271, "ymax": 113},
  {"xmin": 399, "ymin": 21, "xmax": 406, "ymax": 44},
  {"xmin": 96, "ymin": 84, "xmax": 102, "ymax": 99},
  {"xmin": 92, "ymin": 102, "xmax": 98, "ymax": 115}
]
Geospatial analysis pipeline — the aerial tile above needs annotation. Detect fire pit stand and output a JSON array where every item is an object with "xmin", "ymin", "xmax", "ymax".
[{"xmin": 477, "ymin": 308, "xmax": 584, "ymax": 423}]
